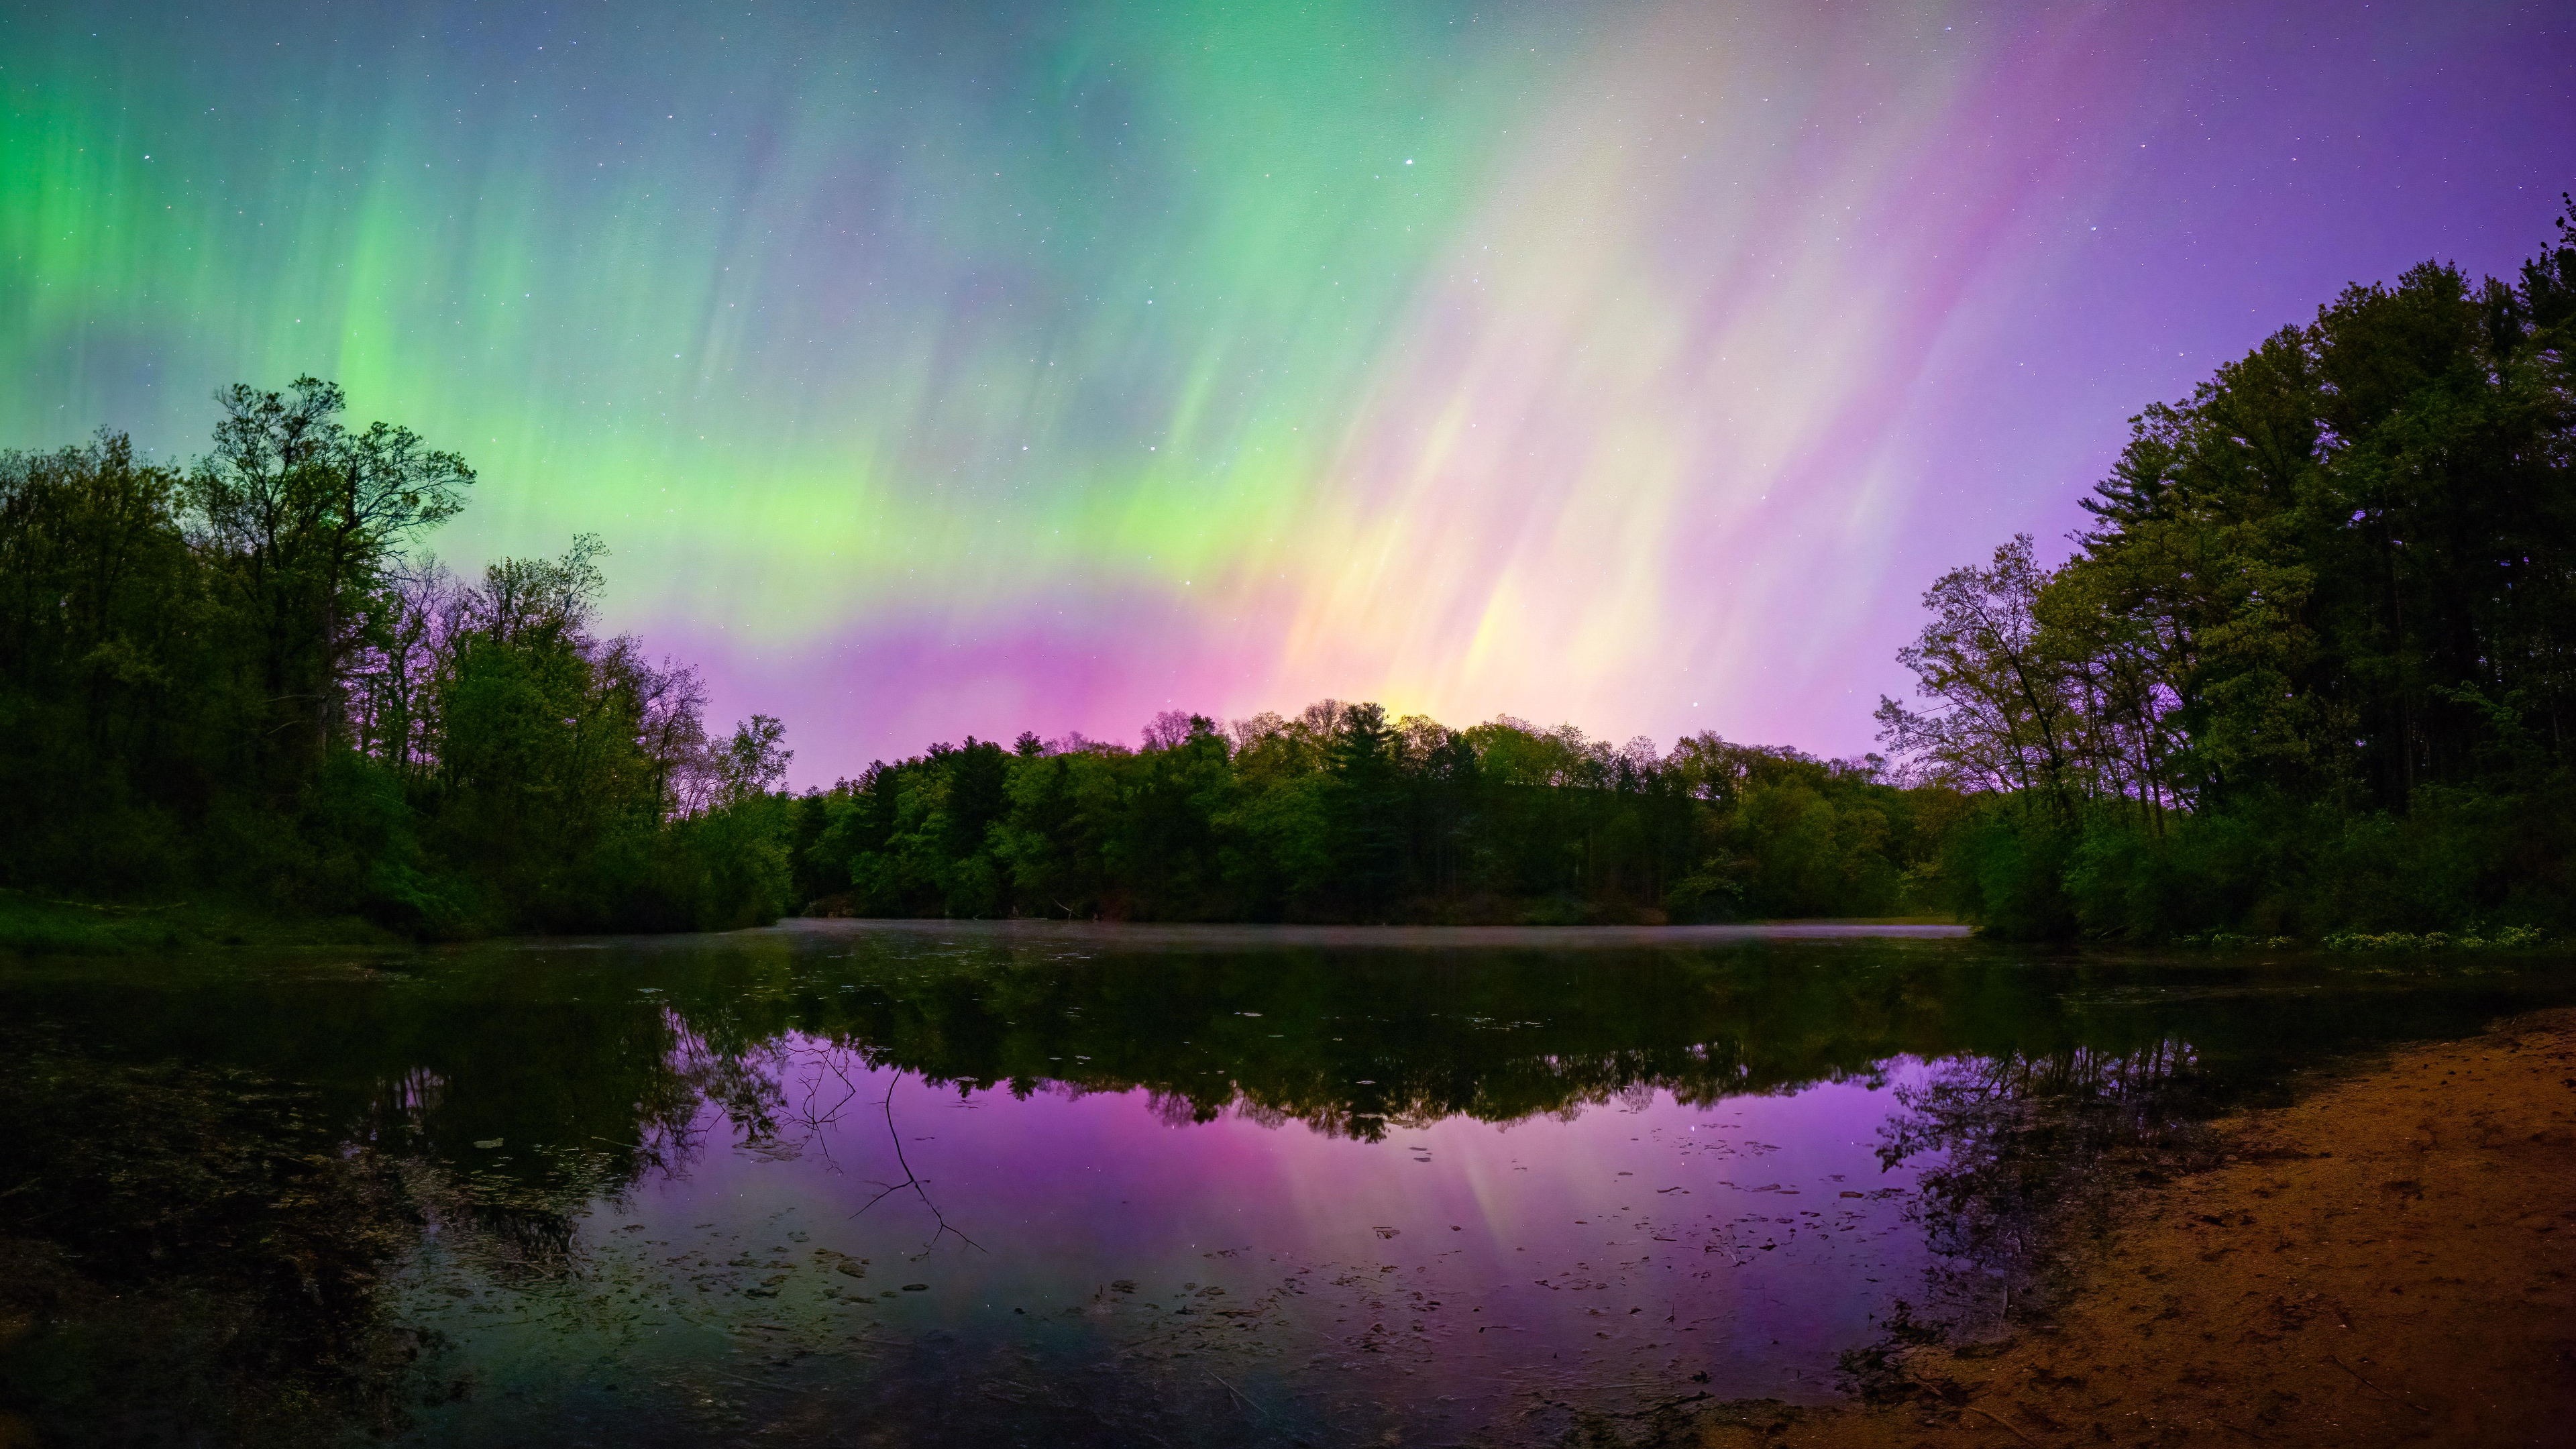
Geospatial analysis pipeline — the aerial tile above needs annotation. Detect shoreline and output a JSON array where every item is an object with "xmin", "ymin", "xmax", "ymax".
[
  {"xmin": 0, "ymin": 891, "xmax": 1978, "ymax": 957},
  {"xmin": 771, "ymin": 914, "xmax": 1975, "ymax": 948},
  {"xmin": 1707, "ymin": 1006, "xmax": 2576, "ymax": 1448}
]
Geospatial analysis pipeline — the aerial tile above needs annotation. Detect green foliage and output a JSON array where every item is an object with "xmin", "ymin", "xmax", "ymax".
[
  {"xmin": 1884, "ymin": 200, "xmax": 2576, "ymax": 941},
  {"xmin": 1927, "ymin": 777, "xmax": 2576, "ymax": 942},
  {"xmin": 1931, "ymin": 800, "xmax": 2077, "ymax": 941},
  {"xmin": 792, "ymin": 706, "xmax": 1958, "ymax": 924},
  {"xmin": 0, "ymin": 383, "xmax": 796, "ymax": 942}
]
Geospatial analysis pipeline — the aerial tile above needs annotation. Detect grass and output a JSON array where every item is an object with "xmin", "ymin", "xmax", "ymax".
[{"xmin": 0, "ymin": 890, "xmax": 406, "ymax": 957}]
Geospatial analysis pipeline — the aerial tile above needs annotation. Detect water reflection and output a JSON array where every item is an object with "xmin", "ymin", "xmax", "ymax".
[
  {"xmin": 1876, "ymin": 1040, "xmax": 2218, "ymax": 1348},
  {"xmin": 1, "ymin": 922, "xmax": 2565, "ymax": 1447}
]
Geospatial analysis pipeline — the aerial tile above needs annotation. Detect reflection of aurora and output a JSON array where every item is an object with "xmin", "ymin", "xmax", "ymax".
[
  {"xmin": 491, "ymin": 941, "xmax": 2151, "ymax": 1156},
  {"xmin": 282, "ymin": 925, "xmax": 2563, "ymax": 1193},
  {"xmin": 10, "ymin": 928, "xmax": 2573, "ymax": 1446},
  {"xmin": 426, "ymin": 990, "xmax": 2219, "ymax": 1335},
  {"xmin": 650, "ymin": 1029, "xmax": 2229, "ymax": 1348}
]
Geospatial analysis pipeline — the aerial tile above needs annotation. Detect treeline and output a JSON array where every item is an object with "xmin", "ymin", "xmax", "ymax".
[
  {"xmin": 788, "ymin": 704, "xmax": 1959, "ymax": 922},
  {"xmin": 19, "ymin": 206, "xmax": 2567, "ymax": 945},
  {"xmin": 0, "ymin": 378, "xmax": 796, "ymax": 935},
  {"xmin": 1878, "ymin": 200, "xmax": 2576, "ymax": 938},
  {"xmin": 1, "ymin": 378, "xmax": 1961, "ymax": 937}
]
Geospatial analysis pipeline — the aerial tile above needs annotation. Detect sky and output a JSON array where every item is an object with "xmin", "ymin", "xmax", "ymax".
[{"xmin": 5, "ymin": 1, "xmax": 2572, "ymax": 783}]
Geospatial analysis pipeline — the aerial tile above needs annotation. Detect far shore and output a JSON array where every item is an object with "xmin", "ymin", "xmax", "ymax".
[
  {"xmin": 0, "ymin": 895, "xmax": 1975, "ymax": 958},
  {"xmin": 772, "ymin": 916, "xmax": 1973, "ymax": 949}
]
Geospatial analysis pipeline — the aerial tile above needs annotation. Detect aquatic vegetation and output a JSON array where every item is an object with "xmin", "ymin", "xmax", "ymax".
[
  {"xmin": 0, "ymin": 1031, "xmax": 424, "ymax": 1447},
  {"xmin": 2320, "ymin": 924, "xmax": 2551, "ymax": 953}
]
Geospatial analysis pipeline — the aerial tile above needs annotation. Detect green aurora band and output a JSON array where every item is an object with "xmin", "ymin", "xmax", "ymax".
[{"xmin": 4, "ymin": 0, "xmax": 2568, "ymax": 777}]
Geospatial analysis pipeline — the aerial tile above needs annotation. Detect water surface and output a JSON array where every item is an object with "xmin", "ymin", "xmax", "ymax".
[{"xmin": 4, "ymin": 921, "xmax": 2565, "ymax": 1446}]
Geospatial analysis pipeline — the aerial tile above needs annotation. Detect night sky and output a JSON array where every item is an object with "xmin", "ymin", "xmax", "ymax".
[{"xmin": 7, "ymin": 1, "xmax": 2572, "ymax": 782}]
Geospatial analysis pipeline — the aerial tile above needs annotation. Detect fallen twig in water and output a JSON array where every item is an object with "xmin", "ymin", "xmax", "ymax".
[
  {"xmin": 849, "ymin": 1068, "xmax": 985, "ymax": 1253},
  {"xmin": 1962, "ymin": 1403, "xmax": 2041, "ymax": 1446},
  {"xmin": 2326, "ymin": 1355, "xmax": 2430, "ymax": 1415},
  {"xmin": 1595, "ymin": 1391, "xmax": 1715, "ymax": 1420}
]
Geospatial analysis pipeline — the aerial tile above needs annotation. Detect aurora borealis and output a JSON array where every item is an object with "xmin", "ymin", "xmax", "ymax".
[{"xmin": 7, "ymin": 2, "xmax": 2571, "ymax": 782}]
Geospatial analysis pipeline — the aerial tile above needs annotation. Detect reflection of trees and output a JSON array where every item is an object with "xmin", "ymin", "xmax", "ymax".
[
  {"xmin": 543, "ymin": 937, "xmax": 2514, "ymax": 1163},
  {"xmin": 669, "ymin": 947, "xmax": 1910, "ymax": 1142},
  {"xmin": 647, "ymin": 943, "xmax": 2237, "ymax": 1146},
  {"xmin": 34, "ymin": 932, "xmax": 2554, "ymax": 1448},
  {"xmin": 1874, "ymin": 1040, "xmax": 2218, "ymax": 1336},
  {"xmin": 669, "ymin": 1012, "xmax": 790, "ymax": 1150},
  {"xmin": 346, "ymin": 946, "xmax": 2249, "ymax": 1304},
  {"xmin": 846, "ymin": 1067, "xmax": 984, "ymax": 1252},
  {"xmin": 0, "ymin": 1027, "xmax": 420, "ymax": 1442},
  {"xmin": 32, "ymin": 935, "xmax": 2536, "ymax": 1254},
  {"xmin": 349, "ymin": 1002, "xmax": 721, "ymax": 1261},
  {"xmin": 661, "ymin": 1036, "xmax": 985, "ymax": 1254}
]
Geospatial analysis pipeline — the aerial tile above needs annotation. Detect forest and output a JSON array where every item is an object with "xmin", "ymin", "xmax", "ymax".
[
  {"xmin": 786, "ymin": 708, "xmax": 1953, "ymax": 924},
  {"xmin": 3, "ymin": 203, "xmax": 2570, "ymax": 941},
  {"xmin": 1878, "ymin": 201, "xmax": 2576, "ymax": 939},
  {"xmin": 0, "ymin": 379, "xmax": 794, "ymax": 938},
  {"xmin": 0, "ymin": 378, "xmax": 1952, "ymax": 938},
  {"xmin": 788, "ymin": 203, "xmax": 2576, "ymax": 938}
]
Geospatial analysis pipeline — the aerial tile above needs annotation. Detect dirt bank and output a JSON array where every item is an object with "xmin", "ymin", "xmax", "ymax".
[{"xmin": 1706, "ymin": 1006, "xmax": 2576, "ymax": 1448}]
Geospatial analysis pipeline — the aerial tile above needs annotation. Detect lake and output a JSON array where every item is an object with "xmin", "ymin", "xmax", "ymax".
[{"xmin": 3, "ymin": 920, "xmax": 2567, "ymax": 1447}]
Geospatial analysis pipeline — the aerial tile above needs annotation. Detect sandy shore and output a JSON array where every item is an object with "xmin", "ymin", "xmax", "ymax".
[{"xmin": 1702, "ymin": 1006, "xmax": 2576, "ymax": 1448}]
